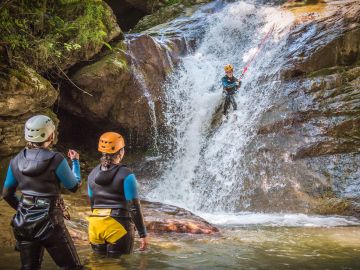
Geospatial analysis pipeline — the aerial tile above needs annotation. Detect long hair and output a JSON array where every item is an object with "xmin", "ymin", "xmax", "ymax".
[{"xmin": 100, "ymin": 149, "xmax": 123, "ymax": 169}]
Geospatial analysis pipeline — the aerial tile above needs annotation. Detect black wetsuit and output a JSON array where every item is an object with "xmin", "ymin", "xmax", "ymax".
[
  {"xmin": 221, "ymin": 75, "xmax": 241, "ymax": 115},
  {"xmin": 2, "ymin": 148, "xmax": 82, "ymax": 270}
]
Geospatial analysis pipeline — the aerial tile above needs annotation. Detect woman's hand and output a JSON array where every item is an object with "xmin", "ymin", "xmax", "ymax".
[
  {"xmin": 68, "ymin": 149, "xmax": 80, "ymax": 160},
  {"xmin": 139, "ymin": 236, "xmax": 148, "ymax": 251}
]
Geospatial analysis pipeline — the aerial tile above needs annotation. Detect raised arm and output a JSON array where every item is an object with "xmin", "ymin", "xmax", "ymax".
[{"xmin": 55, "ymin": 158, "xmax": 81, "ymax": 192}]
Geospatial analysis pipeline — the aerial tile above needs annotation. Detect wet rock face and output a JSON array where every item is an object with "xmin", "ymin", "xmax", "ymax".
[
  {"xmin": 248, "ymin": 0, "xmax": 360, "ymax": 214},
  {"xmin": 281, "ymin": 1, "xmax": 360, "ymax": 79},
  {"xmin": 59, "ymin": 34, "xmax": 188, "ymax": 149},
  {"xmin": 0, "ymin": 66, "xmax": 58, "ymax": 159}
]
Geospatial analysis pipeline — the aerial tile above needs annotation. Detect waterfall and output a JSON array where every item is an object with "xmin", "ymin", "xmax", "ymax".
[{"xmin": 146, "ymin": 1, "xmax": 295, "ymax": 212}]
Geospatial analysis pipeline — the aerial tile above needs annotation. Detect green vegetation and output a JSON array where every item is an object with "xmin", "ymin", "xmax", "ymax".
[
  {"xmin": 133, "ymin": 0, "xmax": 210, "ymax": 32},
  {"xmin": 0, "ymin": 0, "xmax": 115, "ymax": 73},
  {"xmin": 165, "ymin": 0, "xmax": 180, "ymax": 6}
]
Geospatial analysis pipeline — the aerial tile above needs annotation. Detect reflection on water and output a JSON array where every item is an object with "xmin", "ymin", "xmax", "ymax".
[{"xmin": 1, "ymin": 226, "xmax": 360, "ymax": 270}]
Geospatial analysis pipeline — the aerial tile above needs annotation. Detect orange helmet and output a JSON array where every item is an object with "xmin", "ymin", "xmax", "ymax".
[
  {"xmin": 224, "ymin": 64, "xmax": 234, "ymax": 72},
  {"xmin": 98, "ymin": 132, "xmax": 125, "ymax": 154}
]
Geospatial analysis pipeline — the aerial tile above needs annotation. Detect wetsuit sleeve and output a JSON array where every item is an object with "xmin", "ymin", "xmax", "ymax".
[
  {"xmin": 2, "ymin": 165, "xmax": 19, "ymax": 210},
  {"xmin": 55, "ymin": 159, "xmax": 81, "ymax": 192},
  {"xmin": 71, "ymin": 159, "xmax": 81, "ymax": 182},
  {"xmin": 87, "ymin": 183, "xmax": 94, "ymax": 208},
  {"xmin": 124, "ymin": 174, "xmax": 147, "ymax": 238}
]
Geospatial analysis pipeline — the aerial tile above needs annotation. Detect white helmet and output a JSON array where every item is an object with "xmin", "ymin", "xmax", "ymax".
[{"xmin": 25, "ymin": 115, "xmax": 56, "ymax": 143}]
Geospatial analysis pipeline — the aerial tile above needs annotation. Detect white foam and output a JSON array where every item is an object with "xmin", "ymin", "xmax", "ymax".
[{"xmin": 198, "ymin": 212, "xmax": 360, "ymax": 227}]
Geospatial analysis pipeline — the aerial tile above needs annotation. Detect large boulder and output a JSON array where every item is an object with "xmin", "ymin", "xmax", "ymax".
[
  {"xmin": 58, "ymin": 2, "xmax": 214, "ymax": 151},
  {"xmin": 60, "ymin": 34, "xmax": 188, "ymax": 149}
]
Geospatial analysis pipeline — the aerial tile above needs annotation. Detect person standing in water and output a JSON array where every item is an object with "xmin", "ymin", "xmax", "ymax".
[
  {"xmin": 87, "ymin": 132, "xmax": 148, "ymax": 255},
  {"xmin": 2, "ymin": 115, "xmax": 82, "ymax": 269},
  {"xmin": 221, "ymin": 64, "xmax": 241, "ymax": 115}
]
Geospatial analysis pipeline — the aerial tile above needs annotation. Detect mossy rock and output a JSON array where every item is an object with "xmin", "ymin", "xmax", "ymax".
[
  {"xmin": 72, "ymin": 43, "xmax": 128, "ymax": 82},
  {"xmin": 0, "ymin": 0, "xmax": 121, "ymax": 73},
  {"xmin": 132, "ymin": 0, "xmax": 210, "ymax": 32}
]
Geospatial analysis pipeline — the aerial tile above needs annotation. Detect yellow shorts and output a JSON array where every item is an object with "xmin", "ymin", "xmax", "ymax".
[{"xmin": 87, "ymin": 209, "xmax": 127, "ymax": 245}]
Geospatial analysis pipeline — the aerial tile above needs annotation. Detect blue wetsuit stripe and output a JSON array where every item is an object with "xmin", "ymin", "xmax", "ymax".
[
  {"xmin": 87, "ymin": 183, "xmax": 93, "ymax": 198},
  {"xmin": 124, "ymin": 174, "xmax": 139, "ymax": 201},
  {"xmin": 71, "ymin": 159, "xmax": 81, "ymax": 182},
  {"xmin": 3, "ymin": 166, "xmax": 17, "ymax": 189},
  {"xmin": 55, "ymin": 159, "xmax": 80, "ymax": 189}
]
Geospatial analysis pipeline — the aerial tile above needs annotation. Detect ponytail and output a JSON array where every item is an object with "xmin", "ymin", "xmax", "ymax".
[
  {"xmin": 100, "ymin": 153, "xmax": 114, "ymax": 169},
  {"xmin": 100, "ymin": 149, "xmax": 123, "ymax": 169}
]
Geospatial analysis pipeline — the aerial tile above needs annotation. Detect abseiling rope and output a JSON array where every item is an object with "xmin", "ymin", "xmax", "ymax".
[{"xmin": 239, "ymin": 24, "xmax": 275, "ymax": 80}]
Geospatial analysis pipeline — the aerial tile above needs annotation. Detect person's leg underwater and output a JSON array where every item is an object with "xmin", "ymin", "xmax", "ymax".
[{"xmin": 18, "ymin": 241, "xmax": 44, "ymax": 270}]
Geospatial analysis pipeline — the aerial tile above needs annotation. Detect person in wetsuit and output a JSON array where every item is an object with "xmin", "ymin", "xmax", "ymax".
[
  {"xmin": 2, "ymin": 115, "xmax": 82, "ymax": 269},
  {"xmin": 221, "ymin": 64, "xmax": 241, "ymax": 115},
  {"xmin": 87, "ymin": 132, "xmax": 148, "ymax": 255}
]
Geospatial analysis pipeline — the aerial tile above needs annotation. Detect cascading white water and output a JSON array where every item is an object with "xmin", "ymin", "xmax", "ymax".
[{"xmin": 147, "ymin": 1, "xmax": 295, "ymax": 212}]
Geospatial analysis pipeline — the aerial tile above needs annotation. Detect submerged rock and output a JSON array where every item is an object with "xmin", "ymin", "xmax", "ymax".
[
  {"xmin": 66, "ymin": 198, "xmax": 219, "ymax": 245},
  {"xmin": 142, "ymin": 201, "xmax": 219, "ymax": 234}
]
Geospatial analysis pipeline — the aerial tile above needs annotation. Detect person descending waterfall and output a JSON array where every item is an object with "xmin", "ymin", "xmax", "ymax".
[
  {"xmin": 222, "ymin": 64, "xmax": 241, "ymax": 115},
  {"xmin": 2, "ymin": 115, "xmax": 82, "ymax": 269},
  {"xmin": 87, "ymin": 132, "xmax": 148, "ymax": 255}
]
